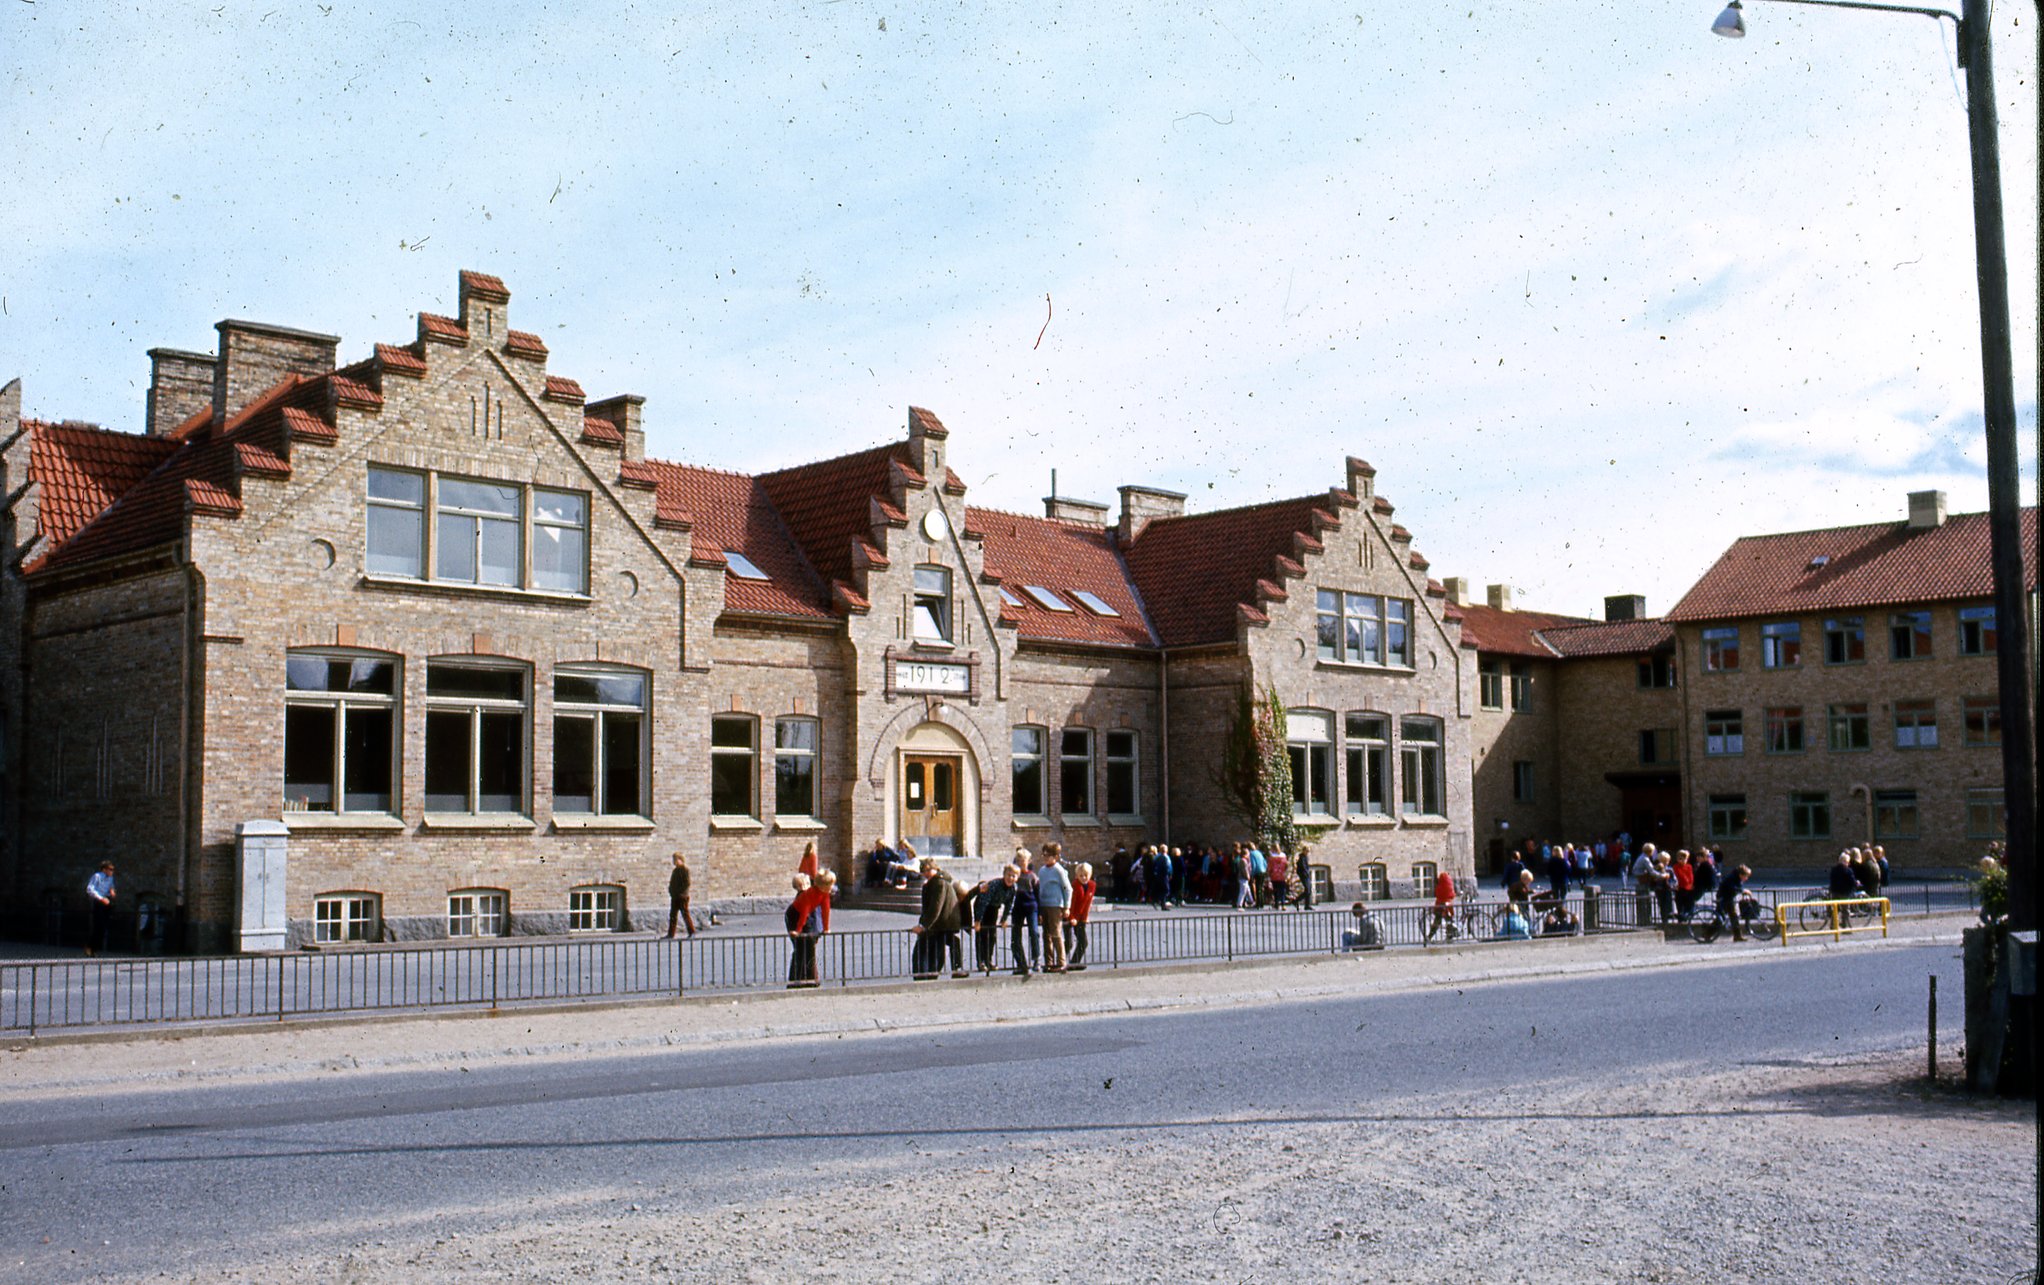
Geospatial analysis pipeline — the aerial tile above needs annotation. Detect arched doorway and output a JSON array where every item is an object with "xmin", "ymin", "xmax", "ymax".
[{"xmin": 895, "ymin": 721, "xmax": 979, "ymax": 859}]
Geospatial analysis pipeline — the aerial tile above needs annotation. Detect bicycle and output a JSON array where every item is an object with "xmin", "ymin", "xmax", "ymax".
[
  {"xmin": 1689, "ymin": 893, "xmax": 1780, "ymax": 944},
  {"xmin": 1794, "ymin": 889, "xmax": 1881, "ymax": 934}
]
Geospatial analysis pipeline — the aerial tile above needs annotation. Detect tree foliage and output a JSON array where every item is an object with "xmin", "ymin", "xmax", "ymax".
[{"xmin": 1215, "ymin": 680, "xmax": 1298, "ymax": 855}]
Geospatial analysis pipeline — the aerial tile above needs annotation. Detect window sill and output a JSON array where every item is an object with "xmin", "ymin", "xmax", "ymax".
[
  {"xmin": 1062, "ymin": 816, "xmax": 1103, "ymax": 828},
  {"xmin": 422, "ymin": 814, "xmax": 536, "ymax": 833},
  {"xmin": 1292, "ymin": 812, "xmax": 1340, "ymax": 826},
  {"xmin": 909, "ymin": 638, "xmax": 956, "ymax": 653},
  {"xmin": 283, "ymin": 813, "xmax": 406, "ymax": 832},
  {"xmin": 1346, "ymin": 814, "xmax": 1396, "ymax": 828},
  {"xmin": 1012, "ymin": 816, "xmax": 1053, "ymax": 830},
  {"xmin": 709, "ymin": 816, "xmax": 764, "ymax": 832},
  {"xmin": 359, "ymin": 574, "xmax": 592, "ymax": 607},
  {"xmin": 552, "ymin": 815, "xmax": 655, "ymax": 832},
  {"xmin": 1105, "ymin": 814, "xmax": 1146, "ymax": 828},
  {"xmin": 773, "ymin": 817, "xmax": 830, "ymax": 833},
  {"xmin": 1315, "ymin": 658, "xmax": 1415, "ymax": 674},
  {"xmin": 1400, "ymin": 815, "xmax": 1450, "ymax": 828}
]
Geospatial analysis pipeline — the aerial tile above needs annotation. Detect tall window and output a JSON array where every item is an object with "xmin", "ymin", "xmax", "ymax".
[
  {"xmin": 1873, "ymin": 790, "xmax": 1918, "ymax": 839},
  {"xmin": 1760, "ymin": 621, "xmax": 1801, "ymax": 669},
  {"xmin": 1707, "ymin": 794, "xmax": 1748, "ymax": 840},
  {"xmin": 448, "ymin": 889, "xmax": 507, "ymax": 938},
  {"xmin": 1958, "ymin": 605, "xmax": 1997, "ymax": 656},
  {"xmin": 284, "ymin": 651, "xmax": 397, "ymax": 813},
  {"xmin": 1398, "ymin": 716, "xmax": 1444, "ymax": 817},
  {"xmin": 1968, "ymin": 787, "xmax": 2006, "ymax": 839},
  {"xmin": 314, "ymin": 893, "xmax": 379, "ymax": 944},
  {"xmin": 365, "ymin": 468, "xmax": 425, "ymax": 577},
  {"xmin": 1788, "ymin": 791, "xmax": 1830, "ymax": 840},
  {"xmin": 1105, "ymin": 730, "xmax": 1139, "ymax": 818},
  {"xmin": 1315, "ymin": 591, "xmax": 1412, "ymax": 666},
  {"xmin": 1287, "ymin": 710, "xmax": 1334, "ymax": 818},
  {"xmin": 1059, "ymin": 728, "xmax": 1094, "ymax": 816},
  {"xmin": 1826, "ymin": 703, "xmax": 1870, "ymax": 752},
  {"xmin": 1508, "ymin": 663, "xmax": 1532, "ymax": 711},
  {"xmin": 569, "ymin": 885, "xmax": 622, "ymax": 932},
  {"xmin": 425, "ymin": 661, "xmax": 528, "ymax": 815},
  {"xmin": 710, "ymin": 715, "xmax": 758, "ymax": 818},
  {"xmin": 774, "ymin": 718, "xmax": 819, "ymax": 818},
  {"xmin": 1823, "ymin": 616, "xmax": 1865, "ymax": 664},
  {"xmin": 1345, "ymin": 713, "xmax": 1389, "ymax": 816},
  {"xmin": 365, "ymin": 466, "xmax": 589, "ymax": 594},
  {"xmin": 1963, "ymin": 697, "xmax": 2001, "ymax": 747},
  {"xmin": 1512, "ymin": 760, "xmax": 1535, "ymax": 803},
  {"xmin": 1763, "ymin": 706, "xmax": 1804, "ymax": 755},
  {"xmin": 1704, "ymin": 709, "xmax": 1743, "ymax": 756},
  {"xmin": 1701, "ymin": 627, "xmax": 1740, "ymax": 672},
  {"xmin": 1011, "ymin": 726, "xmax": 1047, "ymax": 816},
  {"xmin": 553, "ymin": 668, "xmax": 647, "ymax": 816},
  {"xmin": 913, "ymin": 565, "xmax": 952, "ymax": 642},
  {"xmin": 1478, "ymin": 660, "xmax": 1504, "ymax": 710},
  {"xmin": 1894, "ymin": 699, "xmax": 1938, "ymax": 749},
  {"xmin": 1890, "ymin": 610, "xmax": 1932, "ymax": 660},
  {"xmin": 1636, "ymin": 653, "xmax": 1676, "ymax": 688}
]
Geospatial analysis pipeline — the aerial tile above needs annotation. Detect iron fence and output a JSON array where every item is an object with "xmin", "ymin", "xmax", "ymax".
[{"xmin": 0, "ymin": 883, "xmax": 1975, "ymax": 1035}]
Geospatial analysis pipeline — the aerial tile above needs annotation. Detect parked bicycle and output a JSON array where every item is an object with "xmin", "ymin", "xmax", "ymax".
[
  {"xmin": 1794, "ymin": 890, "xmax": 1881, "ymax": 933},
  {"xmin": 1688, "ymin": 892, "xmax": 1780, "ymax": 944}
]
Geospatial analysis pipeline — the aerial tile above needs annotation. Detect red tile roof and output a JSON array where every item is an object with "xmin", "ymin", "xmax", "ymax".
[
  {"xmin": 581, "ymin": 415, "xmax": 624, "ymax": 447},
  {"xmin": 1666, "ymin": 507, "xmax": 2038, "ymax": 622},
  {"xmin": 542, "ymin": 375, "xmax": 585, "ymax": 403},
  {"xmin": 418, "ymin": 312, "xmax": 465, "ymax": 343},
  {"xmin": 375, "ymin": 343, "xmax": 427, "ymax": 378},
  {"xmin": 460, "ymin": 270, "xmax": 510, "ymax": 302},
  {"xmin": 622, "ymin": 458, "xmax": 832, "ymax": 619},
  {"xmin": 1123, "ymin": 493, "xmax": 1355, "ymax": 647},
  {"xmin": 24, "ymin": 421, "xmax": 179, "ymax": 555},
  {"xmin": 1453, "ymin": 603, "xmax": 1593, "ymax": 657},
  {"xmin": 1538, "ymin": 618, "xmax": 1674, "ymax": 658},
  {"xmin": 967, "ymin": 507, "xmax": 1156, "ymax": 648},
  {"xmin": 506, "ymin": 330, "xmax": 549, "ymax": 361},
  {"xmin": 758, "ymin": 442, "xmax": 911, "ymax": 605}
]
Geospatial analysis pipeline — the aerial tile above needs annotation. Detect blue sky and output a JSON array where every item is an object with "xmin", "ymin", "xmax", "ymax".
[{"xmin": 3, "ymin": 1, "xmax": 2035, "ymax": 618}]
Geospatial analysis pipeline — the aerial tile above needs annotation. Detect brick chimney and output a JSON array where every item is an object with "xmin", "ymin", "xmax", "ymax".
[
  {"xmin": 146, "ymin": 348, "xmax": 218, "ymax": 437},
  {"xmin": 1345, "ymin": 457, "xmax": 1376, "ymax": 500},
  {"xmin": 1045, "ymin": 494, "xmax": 1110, "ymax": 526},
  {"xmin": 1604, "ymin": 594, "xmax": 1646, "ymax": 622},
  {"xmin": 1441, "ymin": 577, "xmax": 1470, "ymax": 606},
  {"xmin": 1907, "ymin": 489, "xmax": 1947, "ymax": 529},
  {"xmin": 212, "ymin": 320, "xmax": 339, "ymax": 427},
  {"xmin": 1486, "ymin": 583, "xmax": 1514, "ymax": 611},
  {"xmin": 1117, "ymin": 485, "xmax": 1186, "ymax": 544},
  {"xmin": 587, "ymin": 394, "xmax": 646, "ymax": 462}
]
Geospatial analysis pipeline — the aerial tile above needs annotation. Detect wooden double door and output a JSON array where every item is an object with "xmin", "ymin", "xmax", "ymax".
[{"xmin": 901, "ymin": 754, "xmax": 962, "ymax": 858}]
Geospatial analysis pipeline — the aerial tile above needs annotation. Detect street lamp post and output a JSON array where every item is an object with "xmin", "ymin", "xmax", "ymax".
[{"xmin": 1714, "ymin": 1, "xmax": 2037, "ymax": 1276}]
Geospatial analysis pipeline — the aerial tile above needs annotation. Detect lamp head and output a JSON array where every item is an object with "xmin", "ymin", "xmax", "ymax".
[{"xmin": 1712, "ymin": 0, "xmax": 1747, "ymax": 37}]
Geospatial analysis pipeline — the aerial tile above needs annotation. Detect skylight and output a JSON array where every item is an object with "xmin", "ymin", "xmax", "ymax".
[
  {"xmin": 724, "ymin": 551, "xmax": 770, "ymax": 580},
  {"xmin": 1023, "ymin": 585, "xmax": 1074, "ymax": 612},
  {"xmin": 1069, "ymin": 589, "xmax": 1119, "ymax": 617},
  {"xmin": 999, "ymin": 587, "xmax": 1024, "ymax": 608}
]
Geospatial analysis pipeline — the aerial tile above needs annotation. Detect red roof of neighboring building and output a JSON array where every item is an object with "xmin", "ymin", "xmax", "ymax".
[
  {"xmin": 623, "ymin": 458, "xmax": 832, "ymax": 619},
  {"xmin": 1666, "ymin": 507, "xmax": 2038, "ymax": 623},
  {"xmin": 24, "ymin": 421, "xmax": 179, "ymax": 554},
  {"xmin": 1453, "ymin": 603, "xmax": 1592, "ymax": 657},
  {"xmin": 1123, "ymin": 494, "xmax": 1352, "ymax": 647},
  {"xmin": 1538, "ymin": 618, "xmax": 1674, "ymax": 658},
  {"xmin": 967, "ymin": 507, "xmax": 1156, "ymax": 648}
]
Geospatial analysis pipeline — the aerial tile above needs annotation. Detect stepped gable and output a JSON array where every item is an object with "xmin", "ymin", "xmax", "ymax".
[
  {"xmin": 1667, "ymin": 507, "xmax": 2038, "ymax": 622},
  {"xmin": 620, "ymin": 457, "xmax": 832, "ymax": 619},
  {"xmin": 31, "ymin": 372, "xmax": 349, "ymax": 574},
  {"xmin": 967, "ymin": 506, "xmax": 1156, "ymax": 648},
  {"xmin": 1122, "ymin": 494, "xmax": 1345, "ymax": 647},
  {"xmin": 1538, "ymin": 618, "xmax": 1673, "ymax": 658},
  {"xmin": 1452, "ymin": 603, "xmax": 1591, "ymax": 657},
  {"xmin": 24, "ymin": 420, "xmax": 179, "ymax": 556},
  {"xmin": 756, "ymin": 441, "xmax": 912, "ymax": 604}
]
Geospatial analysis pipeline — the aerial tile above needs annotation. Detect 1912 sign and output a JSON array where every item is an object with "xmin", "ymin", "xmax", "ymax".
[{"xmin": 896, "ymin": 661, "xmax": 970, "ymax": 694}]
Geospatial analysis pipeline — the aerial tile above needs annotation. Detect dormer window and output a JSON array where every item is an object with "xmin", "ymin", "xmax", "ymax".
[
  {"xmin": 724, "ymin": 551, "xmax": 770, "ymax": 581},
  {"xmin": 1069, "ymin": 589, "xmax": 1119, "ymax": 617},
  {"xmin": 914, "ymin": 565, "xmax": 952, "ymax": 641},
  {"xmin": 1024, "ymin": 585, "xmax": 1073, "ymax": 612}
]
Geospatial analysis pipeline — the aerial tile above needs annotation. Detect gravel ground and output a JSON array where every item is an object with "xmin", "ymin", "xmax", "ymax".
[{"xmin": 10, "ymin": 918, "xmax": 2035, "ymax": 1284}]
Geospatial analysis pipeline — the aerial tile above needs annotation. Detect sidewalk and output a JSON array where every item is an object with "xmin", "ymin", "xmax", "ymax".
[{"xmin": 0, "ymin": 909, "xmax": 1969, "ymax": 1100}]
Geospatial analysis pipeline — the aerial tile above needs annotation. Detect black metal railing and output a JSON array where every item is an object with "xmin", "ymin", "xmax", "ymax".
[{"xmin": 0, "ymin": 883, "xmax": 1975, "ymax": 1035}]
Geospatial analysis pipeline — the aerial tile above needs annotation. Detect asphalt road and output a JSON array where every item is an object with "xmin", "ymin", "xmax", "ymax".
[{"xmin": 1, "ymin": 940, "xmax": 1962, "ymax": 1282}]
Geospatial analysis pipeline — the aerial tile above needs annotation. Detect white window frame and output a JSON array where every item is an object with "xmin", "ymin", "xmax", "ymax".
[
  {"xmin": 552, "ymin": 667, "xmax": 649, "ymax": 818},
  {"xmin": 1288, "ymin": 710, "xmax": 1336, "ymax": 819},
  {"xmin": 774, "ymin": 716, "xmax": 820, "ymax": 820},
  {"xmin": 568, "ymin": 885, "xmax": 623, "ymax": 933},
  {"xmin": 1345, "ymin": 712, "xmax": 1390, "ymax": 817},
  {"xmin": 913, "ymin": 565, "xmax": 953, "ymax": 642},
  {"xmin": 1104, "ymin": 729, "xmax": 1140, "ymax": 820},
  {"xmin": 710, "ymin": 714, "xmax": 759, "ymax": 820},
  {"xmin": 424, "ymin": 660, "xmax": 530, "ymax": 816},
  {"xmin": 1398, "ymin": 716, "xmax": 1444, "ymax": 818},
  {"xmin": 1478, "ymin": 660, "xmax": 1504, "ymax": 710},
  {"xmin": 1357, "ymin": 862, "xmax": 1389, "ymax": 900},
  {"xmin": 448, "ymin": 889, "xmax": 508, "ymax": 938},
  {"xmin": 284, "ymin": 650, "xmax": 399, "ymax": 815},
  {"xmin": 364, "ymin": 465, "xmax": 590, "ymax": 595},
  {"xmin": 365, "ymin": 467, "xmax": 426, "ymax": 578},
  {"xmin": 313, "ymin": 892, "xmax": 379, "ymax": 944},
  {"xmin": 1315, "ymin": 591, "xmax": 1413, "ymax": 667}
]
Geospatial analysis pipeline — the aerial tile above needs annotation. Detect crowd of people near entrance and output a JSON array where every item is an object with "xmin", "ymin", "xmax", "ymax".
[{"xmin": 869, "ymin": 836, "xmax": 1317, "ymax": 912}]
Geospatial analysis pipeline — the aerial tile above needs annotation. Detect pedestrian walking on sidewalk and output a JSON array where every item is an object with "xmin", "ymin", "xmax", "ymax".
[{"xmin": 666, "ymin": 852, "xmax": 696, "ymax": 938}]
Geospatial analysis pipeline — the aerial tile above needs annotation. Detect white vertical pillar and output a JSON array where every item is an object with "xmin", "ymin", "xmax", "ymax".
[{"xmin": 236, "ymin": 820, "xmax": 289, "ymax": 952}]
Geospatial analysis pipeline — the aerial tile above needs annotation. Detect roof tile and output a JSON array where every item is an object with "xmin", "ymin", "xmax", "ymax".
[
  {"xmin": 1453, "ymin": 603, "xmax": 1593, "ymax": 657},
  {"xmin": 968, "ymin": 506, "xmax": 1156, "ymax": 648},
  {"xmin": 1538, "ymin": 618, "xmax": 1674, "ymax": 657},
  {"xmin": 505, "ymin": 330, "xmax": 549, "ymax": 361},
  {"xmin": 1123, "ymin": 495, "xmax": 1342, "ymax": 647}
]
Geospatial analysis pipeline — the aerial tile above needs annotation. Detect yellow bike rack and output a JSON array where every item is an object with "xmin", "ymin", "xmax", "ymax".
[{"xmin": 1775, "ymin": 897, "xmax": 1890, "ymax": 944}]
